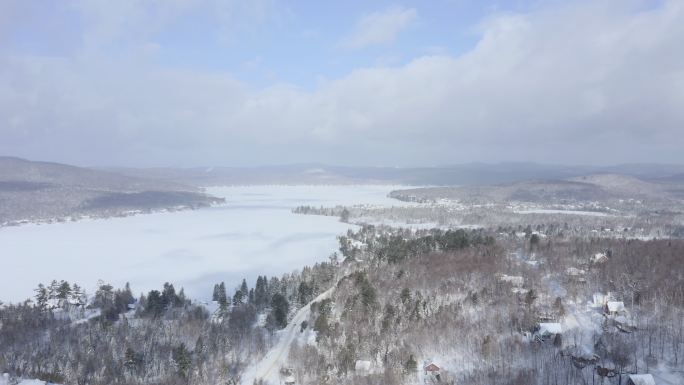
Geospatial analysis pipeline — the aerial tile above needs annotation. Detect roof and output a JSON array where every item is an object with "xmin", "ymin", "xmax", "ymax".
[
  {"xmin": 628, "ymin": 374, "xmax": 655, "ymax": 385},
  {"xmin": 538, "ymin": 323, "xmax": 562, "ymax": 335},
  {"xmin": 284, "ymin": 375, "xmax": 296, "ymax": 383},
  {"xmin": 606, "ymin": 301, "xmax": 625, "ymax": 312},
  {"xmin": 424, "ymin": 363, "xmax": 440, "ymax": 372}
]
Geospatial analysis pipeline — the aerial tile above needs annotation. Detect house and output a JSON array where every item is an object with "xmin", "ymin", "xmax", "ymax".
[
  {"xmin": 423, "ymin": 362, "xmax": 440, "ymax": 376},
  {"xmin": 355, "ymin": 360, "xmax": 371, "ymax": 373},
  {"xmin": 537, "ymin": 323, "xmax": 562, "ymax": 339},
  {"xmin": 605, "ymin": 301, "xmax": 626, "ymax": 316},
  {"xmin": 627, "ymin": 374, "xmax": 656, "ymax": 385},
  {"xmin": 592, "ymin": 252, "xmax": 609, "ymax": 264}
]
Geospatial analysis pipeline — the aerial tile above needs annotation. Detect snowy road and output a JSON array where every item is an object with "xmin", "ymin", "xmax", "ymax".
[{"xmin": 241, "ymin": 287, "xmax": 335, "ymax": 385}]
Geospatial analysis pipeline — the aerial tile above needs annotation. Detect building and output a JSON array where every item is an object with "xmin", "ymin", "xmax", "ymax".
[
  {"xmin": 537, "ymin": 322, "xmax": 562, "ymax": 338},
  {"xmin": 605, "ymin": 301, "xmax": 626, "ymax": 316},
  {"xmin": 423, "ymin": 363, "xmax": 440, "ymax": 376},
  {"xmin": 627, "ymin": 374, "xmax": 656, "ymax": 385}
]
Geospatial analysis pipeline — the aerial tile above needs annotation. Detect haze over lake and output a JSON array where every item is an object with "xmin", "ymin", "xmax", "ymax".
[{"xmin": 1, "ymin": 185, "xmax": 409, "ymax": 303}]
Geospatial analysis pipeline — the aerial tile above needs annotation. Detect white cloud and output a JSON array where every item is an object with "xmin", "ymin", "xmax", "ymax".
[
  {"xmin": 340, "ymin": 6, "xmax": 417, "ymax": 49},
  {"xmin": 0, "ymin": 1, "xmax": 683, "ymax": 166}
]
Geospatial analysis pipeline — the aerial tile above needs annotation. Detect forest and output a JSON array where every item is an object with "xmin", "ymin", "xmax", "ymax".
[{"xmin": 2, "ymin": 226, "xmax": 682, "ymax": 384}]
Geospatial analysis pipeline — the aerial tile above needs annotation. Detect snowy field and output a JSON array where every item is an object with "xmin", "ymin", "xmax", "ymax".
[
  {"xmin": 514, "ymin": 209, "xmax": 611, "ymax": 217},
  {"xmin": 0, "ymin": 185, "xmax": 411, "ymax": 304}
]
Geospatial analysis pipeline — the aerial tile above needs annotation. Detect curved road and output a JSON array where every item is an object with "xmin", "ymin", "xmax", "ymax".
[{"xmin": 241, "ymin": 287, "xmax": 335, "ymax": 385}]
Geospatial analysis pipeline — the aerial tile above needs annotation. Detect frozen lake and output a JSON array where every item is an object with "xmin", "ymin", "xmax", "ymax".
[{"xmin": 0, "ymin": 185, "xmax": 409, "ymax": 303}]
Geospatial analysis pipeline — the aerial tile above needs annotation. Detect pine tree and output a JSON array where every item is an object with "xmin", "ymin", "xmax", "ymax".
[
  {"xmin": 57, "ymin": 280, "xmax": 71, "ymax": 300},
  {"xmin": 172, "ymin": 343, "xmax": 192, "ymax": 378},
  {"xmin": 145, "ymin": 290, "xmax": 164, "ymax": 318},
  {"xmin": 70, "ymin": 284, "xmax": 86, "ymax": 306},
  {"xmin": 212, "ymin": 284, "xmax": 220, "ymax": 301},
  {"xmin": 48, "ymin": 280, "xmax": 60, "ymax": 301},
  {"xmin": 34, "ymin": 283, "xmax": 48, "ymax": 310},
  {"xmin": 217, "ymin": 282, "xmax": 228, "ymax": 309},
  {"xmin": 270, "ymin": 293, "xmax": 289, "ymax": 329},
  {"xmin": 233, "ymin": 278, "xmax": 249, "ymax": 306}
]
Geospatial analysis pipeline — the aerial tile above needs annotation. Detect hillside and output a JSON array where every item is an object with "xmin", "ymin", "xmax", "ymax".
[
  {"xmin": 107, "ymin": 163, "xmax": 684, "ymax": 187},
  {"xmin": 0, "ymin": 157, "xmax": 223, "ymax": 225},
  {"xmin": 389, "ymin": 174, "xmax": 684, "ymax": 206}
]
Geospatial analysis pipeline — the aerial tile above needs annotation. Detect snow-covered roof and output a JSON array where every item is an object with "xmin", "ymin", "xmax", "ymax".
[
  {"xmin": 284, "ymin": 375, "xmax": 296, "ymax": 384},
  {"xmin": 628, "ymin": 374, "xmax": 655, "ymax": 385},
  {"xmin": 538, "ymin": 323, "xmax": 562, "ymax": 335},
  {"xmin": 606, "ymin": 301, "xmax": 625, "ymax": 312}
]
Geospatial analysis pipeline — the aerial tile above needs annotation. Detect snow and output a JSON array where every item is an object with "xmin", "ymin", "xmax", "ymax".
[
  {"xmin": 241, "ymin": 287, "xmax": 335, "ymax": 385},
  {"xmin": 1, "ymin": 373, "xmax": 60, "ymax": 385},
  {"xmin": 0, "ymin": 185, "xmax": 412, "ymax": 303},
  {"xmin": 355, "ymin": 360, "xmax": 371, "ymax": 372},
  {"xmin": 606, "ymin": 301, "xmax": 625, "ymax": 313},
  {"xmin": 627, "ymin": 374, "xmax": 656, "ymax": 385},
  {"xmin": 498, "ymin": 274, "xmax": 524, "ymax": 287},
  {"xmin": 538, "ymin": 322, "xmax": 562, "ymax": 335},
  {"xmin": 514, "ymin": 209, "xmax": 611, "ymax": 217}
]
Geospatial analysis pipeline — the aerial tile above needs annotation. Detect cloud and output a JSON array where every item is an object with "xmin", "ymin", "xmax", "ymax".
[
  {"xmin": 0, "ymin": 1, "xmax": 683, "ymax": 166},
  {"xmin": 340, "ymin": 6, "xmax": 417, "ymax": 49}
]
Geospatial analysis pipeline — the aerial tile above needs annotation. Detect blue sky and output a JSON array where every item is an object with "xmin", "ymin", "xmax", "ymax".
[
  {"xmin": 0, "ymin": 0, "xmax": 682, "ymax": 167},
  {"xmin": 3, "ymin": 1, "xmax": 522, "ymax": 87}
]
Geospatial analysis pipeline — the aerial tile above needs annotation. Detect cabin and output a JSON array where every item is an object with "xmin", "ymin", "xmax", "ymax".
[
  {"xmin": 605, "ymin": 301, "xmax": 626, "ymax": 316},
  {"xmin": 536, "ymin": 322, "xmax": 562, "ymax": 341},
  {"xmin": 592, "ymin": 252, "xmax": 609, "ymax": 264},
  {"xmin": 423, "ymin": 363, "xmax": 440, "ymax": 376},
  {"xmin": 627, "ymin": 374, "xmax": 656, "ymax": 385}
]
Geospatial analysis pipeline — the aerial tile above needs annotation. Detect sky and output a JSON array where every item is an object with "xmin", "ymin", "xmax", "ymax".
[{"xmin": 0, "ymin": 0, "xmax": 683, "ymax": 167}]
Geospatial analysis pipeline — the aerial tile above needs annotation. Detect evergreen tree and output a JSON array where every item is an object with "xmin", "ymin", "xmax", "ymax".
[
  {"xmin": 270, "ymin": 293, "xmax": 289, "ymax": 329},
  {"xmin": 212, "ymin": 284, "xmax": 220, "ymax": 301},
  {"xmin": 48, "ymin": 279, "xmax": 60, "ymax": 300},
  {"xmin": 34, "ymin": 283, "xmax": 48, "ymax": 310},
  {"xmin": 161, "ymin": 282, "xmax": 183, "ymax": 308},
  {"xmin": 56, "ymin": 280, "xmax": 71, "ymax": 300},
  {"xmin": 217, "ymin": 282, "xmax": 228, "ymax": 308},
  {"xmin": 145, "ymin": 290, "xmax": 164, "ymax": 318},
  {"xmin": 70, "ymin": 284, "xmax": 86, "ymax": 306},
  {"xmin": 232, "ymin": 278, "xmax": 249, "ymax": 306},
  {"xmin": 172, "ymin": 343, "xmax": 192, "ymax": 378},
  {"xmin": 404, "ymin": 355, "xmax": 418, "ymax": 373},
  {"xmin": 254, "ymin": 276, "xmax": 268, "ymax": 308}
]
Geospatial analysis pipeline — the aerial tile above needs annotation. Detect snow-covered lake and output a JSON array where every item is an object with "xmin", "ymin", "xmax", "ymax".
[{"xmin": 0, "ymin": 185, "xmax": 410, "ymax": 303}]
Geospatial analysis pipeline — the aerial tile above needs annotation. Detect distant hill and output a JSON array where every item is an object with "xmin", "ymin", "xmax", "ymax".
[
  {"xmin": 107, "ymin": 162, "xmax": 684, "ymax": 187},
  {"xmin": 388, "ymin": 173, "xmax": 684, "ymax": 206},
  {"xmin": 0, "ymin": 157, "xmax": 223, "ymax": 225}
]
